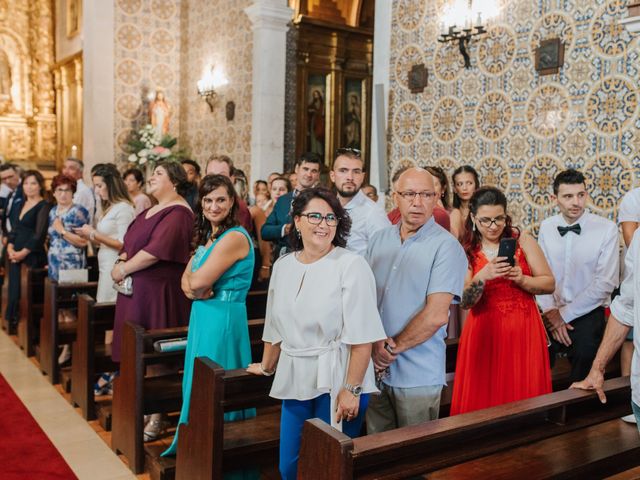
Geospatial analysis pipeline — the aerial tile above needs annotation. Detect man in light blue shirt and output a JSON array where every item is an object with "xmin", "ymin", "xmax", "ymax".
[{"xmin": 365, "ymin": 168, "xmax": 467, "ymax": 432}]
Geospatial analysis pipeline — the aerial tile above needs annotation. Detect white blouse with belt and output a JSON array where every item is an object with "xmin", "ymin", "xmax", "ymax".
[{"xmin": 263, "ymin": 246, "xmax": 386, "ymax": 429}]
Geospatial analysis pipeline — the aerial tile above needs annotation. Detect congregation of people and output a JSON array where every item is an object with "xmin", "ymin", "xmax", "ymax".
[{"xmin": 2, "ymin": 148, "xmax": 639, "ymax": 479}]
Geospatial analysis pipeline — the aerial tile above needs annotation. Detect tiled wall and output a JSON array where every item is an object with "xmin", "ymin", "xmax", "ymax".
[
  {"xmin": 113, "ymin": 0, "xmax": 182, "ymax": 165},
  {"xmin": 388, "ymin": 0, "xmax": 639, "ymax": 231},
  {"xmin": 177, "ymin": 0, "xmax": 254, "ymax": 176}
]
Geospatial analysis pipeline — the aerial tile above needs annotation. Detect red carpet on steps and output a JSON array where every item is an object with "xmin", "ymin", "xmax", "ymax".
[{"xmin": 0, "ymin": 374, "xmax": 78, "ymax": 480}]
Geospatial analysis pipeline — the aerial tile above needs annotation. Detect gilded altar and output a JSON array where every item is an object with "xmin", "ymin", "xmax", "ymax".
[{"xmin": 0, "ymin": 0, "xmax": 56, "ymax": 166}]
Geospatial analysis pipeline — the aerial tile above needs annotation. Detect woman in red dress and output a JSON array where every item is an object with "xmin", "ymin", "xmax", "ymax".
[{"xmin": 450, "ymin": 187, "xmax": 554, "ymax": 415}]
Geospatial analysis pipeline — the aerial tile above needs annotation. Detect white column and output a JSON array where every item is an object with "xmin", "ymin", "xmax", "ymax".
[
  {"xmin": 244, "ymin": 0, "xmax": 293, "ymax": 183},
  {"xmin": 82, "ymin": 0, "xmax": 115, "ymax": 177},
  {"xmin": 370, "ymin": 0, "xmax": 393, "ymax": 196}
]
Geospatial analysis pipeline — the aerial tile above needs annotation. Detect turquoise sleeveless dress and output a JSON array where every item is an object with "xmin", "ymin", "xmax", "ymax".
[{"xmin": 162, "ymin": 226, "xmax": 255, "ymax": 457}]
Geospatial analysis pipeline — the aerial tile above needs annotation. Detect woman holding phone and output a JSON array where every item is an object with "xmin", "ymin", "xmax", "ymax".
[{"xmin": 450, "ymin": 187, "xmax": 555, "ymax": 414}]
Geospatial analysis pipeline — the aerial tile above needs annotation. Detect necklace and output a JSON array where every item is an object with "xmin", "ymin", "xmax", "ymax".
[{"xmin": 481, "ymin": 244, "xmax": 498, "ymax": 259}]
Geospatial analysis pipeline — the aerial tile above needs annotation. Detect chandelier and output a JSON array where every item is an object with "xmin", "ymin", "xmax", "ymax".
[{"xmin": 438, "ymin": 0, "xmax": 499, "ymax": 69}]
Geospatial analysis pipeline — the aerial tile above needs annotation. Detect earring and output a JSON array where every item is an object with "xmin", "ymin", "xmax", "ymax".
[
  {"xmin": 296, "ymin": 229, "xmax": 301, "ymax": 239},
  {"xmin": 472, "ymin": 222, "xmax": 476, "ymax": 232}
]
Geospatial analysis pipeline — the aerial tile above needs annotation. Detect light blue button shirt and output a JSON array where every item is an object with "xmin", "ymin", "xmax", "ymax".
[{"xmin": 365, "ymin": 217, "xmax": 468, "ymax": 388}]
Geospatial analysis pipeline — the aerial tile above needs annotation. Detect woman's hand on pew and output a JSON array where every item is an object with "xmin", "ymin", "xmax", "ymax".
[
  {"xmin": 335, "ymin": 388, "xmax": 360, "ymax": 424},
  {"xmin": 570, "ymin": 368, "xmax": 606, "ymax": 404}
]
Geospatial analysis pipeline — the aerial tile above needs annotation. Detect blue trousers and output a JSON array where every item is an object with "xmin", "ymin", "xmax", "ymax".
[{"xmin": 279, "ymin": 393, "xmax": 369, "ymax": 480}]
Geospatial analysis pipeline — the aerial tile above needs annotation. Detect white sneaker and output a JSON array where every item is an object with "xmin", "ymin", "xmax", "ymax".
[
  {"xmin": 621, "ymin": 414, "xmax": 637, "ymax": 424},
  {"xmin": 58, "ymin": 344, "xmax": 71, "ymax": 365}
]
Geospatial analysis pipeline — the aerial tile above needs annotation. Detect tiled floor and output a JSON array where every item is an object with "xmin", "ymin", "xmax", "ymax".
[{"xmin": 0, "ymin": 329, "xmax": 136, "ymax": 480}]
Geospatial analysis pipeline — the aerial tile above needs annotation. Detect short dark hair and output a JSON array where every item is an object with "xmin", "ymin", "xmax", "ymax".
[
  {"xmin": 181, "ymin": 159, "xmax": 201, "ymax": 175},
  {"xmin": 296, "ymin": 152, "xmax": 322, "ymax": 168},
  {"xmin": 206, "ymin": 154, "xmax": 234, "ymax": 172},
  {"xmin": 122, "ymin": 167, "xmax": 145, "ymax": 186},
  {"xmin": 65, "ymin": 157, "xmax": 84, "ymax": 171},
  {"xmin": 553, "ymin": 169, "xmax": 585, "ymax": 195},
  {"xmin": 333, "ymin": 147, "xmax": 362, "ymax": 167},
  {"xmin": 0, "ymin": 163, "xmax": 18, "ymax": 173},
  {"xmin": 452, "ymin": 165, "xmax": 480, "ymax": 209},
  {"xmin": 51, "ymin": 174, "xmax": 77, "ymax": 194},
  {"xmin": 288, "ymin": 187, "xmax": 351, "ymax": 251}
]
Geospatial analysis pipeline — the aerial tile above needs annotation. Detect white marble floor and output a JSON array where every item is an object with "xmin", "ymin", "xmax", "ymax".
[{"xmin": 0, "ymin": 329, "xmax": 136, "ymax": 480}]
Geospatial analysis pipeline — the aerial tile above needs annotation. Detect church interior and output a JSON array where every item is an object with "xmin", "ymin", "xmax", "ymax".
[{"xmin": 2, "ymin": 0, "xmax": 640, "ymax": 479}]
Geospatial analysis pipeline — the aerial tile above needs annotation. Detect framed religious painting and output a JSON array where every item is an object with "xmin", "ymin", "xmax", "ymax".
[
  {"xmin": 342, "ymin": 78, "xmax": 367, "ymax": 155},
  {"xmin": 66, "ymin": 0, "xmax": 82, "ymax": 38},
  {"xmin": 305, "ymin": 73, "xmax": 329, "ymax": 162}
]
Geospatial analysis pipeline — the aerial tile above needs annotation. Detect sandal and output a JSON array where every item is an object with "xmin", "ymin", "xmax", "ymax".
[{"xmin": 144, "ymin": 414, "xmax": 166, "ymax": 442}]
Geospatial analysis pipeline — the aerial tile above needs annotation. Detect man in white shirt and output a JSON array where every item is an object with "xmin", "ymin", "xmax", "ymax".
[
  {"xmin": 537, "ymin": 169, "xmax": 619, "ymax": 382},
  {"xmin": 62, "ymin": 157, "xmax": 96, "ymax": 225},
  {"xmin": 571, "ymin": 227, "xmax": 640, "ymax": 427},
  {"xmin": 329, "ymin": 148, "xmax": 390, "ymax": 256}
]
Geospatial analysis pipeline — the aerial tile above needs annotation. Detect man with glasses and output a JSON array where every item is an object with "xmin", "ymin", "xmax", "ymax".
[
  {"xmin": 537, "ymin": 169, "xmax": 619, "ymax": 382},
  {"xmin": 330, "ymin": 148, "xmax": 389, "ymax": 256},
  {"xmin": 62, "ymin": 157, "xmax": 96, "ymax": 225},
  {"xmin": 261, "ymin": 152, "xmax": 321, "ymax": 258},
  {"xmin": 365, "ymin": 168, "xmax": 467, "ymax": 432}
]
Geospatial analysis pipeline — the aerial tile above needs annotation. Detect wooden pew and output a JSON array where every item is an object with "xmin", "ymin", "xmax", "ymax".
[
  {"xmin": 298, "ymin": 377, "xmax": 634, "ymax": 479},
  {"xmin": 246, "ymin": 289, "xmax": 267, "ymax": 320},
  {"xmin": 111, "ymin": 322, "xmax": 188, "ymax": 474},
  {"xmin": 39, "ymin": 277, "xmax": 98, "ymax": 385},
  {"xmin": 70, "ymin": 294, "xmax": 116, "ymax": 422},
  {"xmin": 0, "ymin": 256, "xmax": 10, "ymax": 334},
  {"xmin": 17, "ymin": 265, "xmax": 47, "ymax": 356},
  {"xmin": 145, "ymin": 357, "xmax": 280, "ymax": 480}
]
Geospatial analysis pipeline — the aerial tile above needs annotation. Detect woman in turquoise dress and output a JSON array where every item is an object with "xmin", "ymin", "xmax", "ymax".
[{"xmin": 162, "ymin": 174, "xmax": 255, "ymax": 458}]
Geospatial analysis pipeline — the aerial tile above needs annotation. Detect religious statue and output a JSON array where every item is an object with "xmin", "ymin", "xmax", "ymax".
[
  {"xmin": 344, "ymin": 93, "xmax": 361, "ymax": 149},
  {"xmin": 149, "ymin": 89, "xmax": 171, "ymax": 137}
]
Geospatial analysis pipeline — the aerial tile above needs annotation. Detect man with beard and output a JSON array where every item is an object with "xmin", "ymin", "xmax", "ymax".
[{"xmin": 330, "ymin": 148, "xmax": 389, "ymax": 256}]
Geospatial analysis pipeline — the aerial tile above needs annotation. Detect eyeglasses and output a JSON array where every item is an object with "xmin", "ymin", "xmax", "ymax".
[
  {"xmin": 335, "ymin": 147, "xmax": 361, "ymax": 157},
  {"xmin": 476, "ymin": 216, "xmax": 507, "ymax": 228},
  {"xmin": 299, "ymin": 212, "xmax": 339, "ymax": 227},
  {"xmin": 55, "ymin": 188, "xmax": 72, "ymax": 193},
  {"xmin": 396, "ymin": 191, "xmax": 437, "ymax": 202}
]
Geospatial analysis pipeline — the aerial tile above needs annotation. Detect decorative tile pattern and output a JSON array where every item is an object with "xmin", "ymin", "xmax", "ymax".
[{"xmin": 388, "ymin": 0, "xmax": 639, "ymax": 227}]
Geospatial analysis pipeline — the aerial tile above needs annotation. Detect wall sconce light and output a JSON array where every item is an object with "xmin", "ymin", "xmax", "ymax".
[{"xmin": 197, "ymin": 65, "xmax": 229, "ymax": 112}]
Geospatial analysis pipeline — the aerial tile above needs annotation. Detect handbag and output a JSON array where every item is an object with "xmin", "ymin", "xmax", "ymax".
[
  {"xmin": 59, "ymin": 268, "xmax": 88, "ymax": 284},
  {"xmin": 113, "ymin": 275, "xmax": 133, "ymax": 296}
]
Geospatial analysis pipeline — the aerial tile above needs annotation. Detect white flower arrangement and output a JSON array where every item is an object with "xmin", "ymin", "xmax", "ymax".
[{"xmin": 127, "ymin": 124, "xmax": 182, "ymax": 168}]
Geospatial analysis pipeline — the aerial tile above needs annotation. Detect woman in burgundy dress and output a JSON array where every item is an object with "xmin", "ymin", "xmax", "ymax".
[{"xmin": 111, "ymin": 161, "xmax": 194, "ymax": 440}]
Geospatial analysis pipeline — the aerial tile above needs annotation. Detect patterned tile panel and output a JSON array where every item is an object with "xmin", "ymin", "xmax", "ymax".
[{"xmin": 388, "ymin": 0, "xmax": 640, "ymax": 227}]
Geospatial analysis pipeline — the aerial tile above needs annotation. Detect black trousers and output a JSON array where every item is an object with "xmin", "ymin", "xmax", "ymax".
[{"xmin": 548, "ymin": 306, "xmax": 606, "ymax": 383}]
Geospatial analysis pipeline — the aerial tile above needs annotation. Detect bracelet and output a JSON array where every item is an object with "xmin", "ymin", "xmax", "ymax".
[
  {"xmin": 89, "ymin": 230, "xmax": 97, "ymax": 241},
  {"xmin": 260, "ymin": 266, "xmax": 271, "ymax": 270},
  {"xmin": 61, "ymin": 230, "xmax": 67, "ymax": 237},
  {"xmin": 259, "ymin": 363, "xmax": 275, "ymax": 376}
]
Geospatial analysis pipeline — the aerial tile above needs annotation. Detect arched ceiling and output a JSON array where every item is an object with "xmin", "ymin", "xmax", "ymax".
[{"xmin": 289, "ymin": 0, "xmax": 374, "ymax": 28}]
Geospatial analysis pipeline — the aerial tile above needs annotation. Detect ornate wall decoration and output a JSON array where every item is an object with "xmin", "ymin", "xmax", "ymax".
[
  {"xmin": 523, "ymin": 156, "xmax": 563, "ymax": 208},
  {"xmin": 388, "ymin": 0, "xmax": 639, "ymax": 226},
  {"xmin": 434, "ymin": 43, "xmax": 464, "ymax": 81},
  {"xmin": 586, "ymin": 76, "xmax": 637, "ymax": 135},
  {"xmin": 584, "ymin": 154, "xmax": 632, "ymax": 212},
  {"xmin": 526, "ymin": 84, "xmax": 571, "ymax": 138},
  {"xmin": 395, "ymin": 44, "xmax": 425, "ymax": 91},
  {"xmin": 476, "ymin": 157, "xmax": 510, "ymax": 191},
  {"xmin": 591, "ymin": 0, "xmax": 632, "ymax": 57},
  {"xmin": 116, "ymin": 24, "xmax": 142, "ymax": 50},
  {"xmin": 117, "ymin": 0, "xmax": 142, "ymax": 15},
  {"xmin": 116, "ymin": 59, "xmax": 142, "ymax": 86},
  {"xmin": 150, "ymin": 63, "xmax": 174, "ymax": 88},
  {"xmin": 150, "ymin": 29, "xmax": 175, "ymax": 55},
  {"xmin": 475, "ymin": 91, "xmax": 512, "ymax": 140},
  {"xmin": 395, "ymin": 0, "xmax": 426, "ymax": 32},
  {"xmin": 152, "ymin": 0, "xmax": 176, "ymax": 19},
  {"xmin": 477, "ymin": 25, "xmax": 516, "ymax": 76},
  {"xmin": 432, "ymin": 97, "xmax": 463, "ymax": 142},
  {"xmin": 393, "ymin": 101, "xmax": 422, "ymax": 145}
]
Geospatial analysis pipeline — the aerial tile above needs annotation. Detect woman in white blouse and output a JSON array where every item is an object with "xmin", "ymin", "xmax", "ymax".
[
  {"xmin": 75, "ymin": 164, "xmax": 135, "ymax": 302},
  {"xmin": 248, "ymin": 187, "xmax": 385, "ymax": 480}
]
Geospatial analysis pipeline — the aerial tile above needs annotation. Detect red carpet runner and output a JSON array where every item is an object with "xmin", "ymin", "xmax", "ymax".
[{"xmin": 0, "ymin": 374, "xmax": 78, "ymax": 480}]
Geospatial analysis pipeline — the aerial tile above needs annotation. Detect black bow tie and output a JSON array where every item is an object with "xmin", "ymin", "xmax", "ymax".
[{"xmin": 557, "ymin": 224, "xmax": 581, "ymax": 236}]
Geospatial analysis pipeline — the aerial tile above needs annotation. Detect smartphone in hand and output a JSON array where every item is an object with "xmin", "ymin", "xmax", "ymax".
[{"xmin": 498, "ymin": 237, "xmax": 516, "ymax": 267}]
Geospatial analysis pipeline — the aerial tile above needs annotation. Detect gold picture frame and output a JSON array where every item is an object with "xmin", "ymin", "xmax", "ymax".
[{"xmin": 66, "ymin": 0, "xmax": 82, "ymax": 38}]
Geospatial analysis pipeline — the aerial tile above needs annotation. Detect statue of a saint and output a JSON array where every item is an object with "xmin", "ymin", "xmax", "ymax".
[{"xmin": 149, "ymin": 89, "xmax": 171, "ymax": 136}]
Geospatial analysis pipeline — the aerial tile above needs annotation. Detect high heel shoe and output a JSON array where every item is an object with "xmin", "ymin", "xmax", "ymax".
[
  {"xmin": 144, "ymin": 413, "xmax": 166, "ymax": 442},
  {"xmin": 93, "ymin": 372, "xmax": 115, "ymax": 396}
]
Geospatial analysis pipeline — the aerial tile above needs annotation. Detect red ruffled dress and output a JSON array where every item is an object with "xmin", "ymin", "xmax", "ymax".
[{"xmin": 450, "ymin": 245, "xmax": 552, "ymax": 415}]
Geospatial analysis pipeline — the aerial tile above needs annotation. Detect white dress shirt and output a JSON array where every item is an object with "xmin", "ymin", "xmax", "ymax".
[
  {"xmin": 618, "ymin": 187, "xmax": 640, "ymax": 224},
  {"xmin": 610, "ymin": 228, "xmax": 640, "ymax": 405},
  {"xmin": 343, "ymin": 190, "xmax": 390, "ymax": 256},
  {"xmin": 74, "ymin": 179, "xmax": 96, "ymax": 226},
  {"xmin": 537, "ymin": 211, "xmax": 619, "ymax": 323}
]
